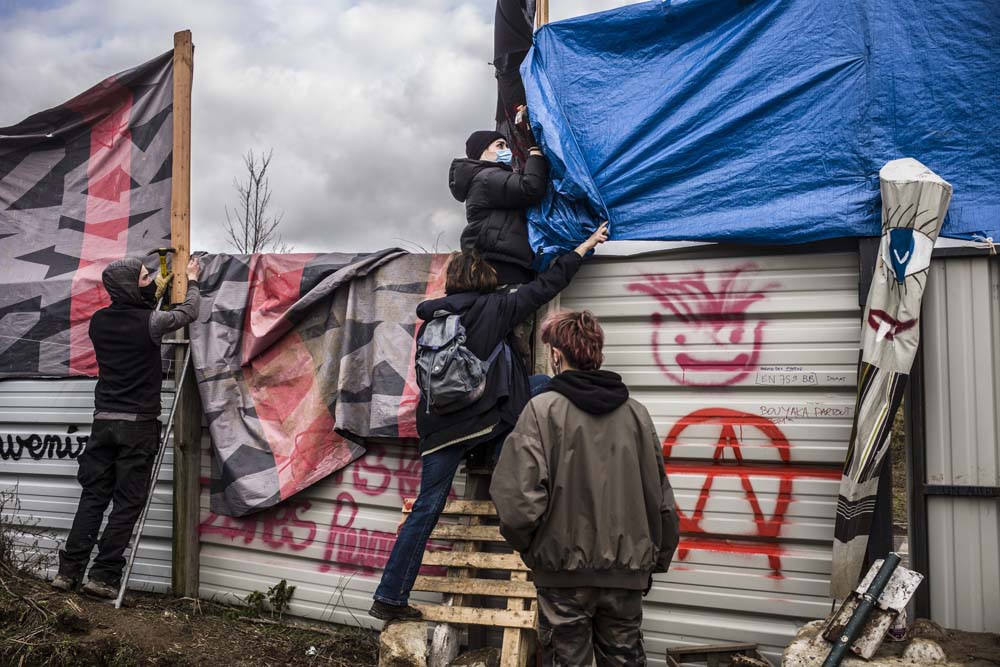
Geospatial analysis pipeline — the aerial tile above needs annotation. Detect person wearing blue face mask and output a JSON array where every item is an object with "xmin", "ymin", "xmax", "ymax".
[{"xmin": 449, "ymin": 130, "xmax": 549, "ymax": 287}]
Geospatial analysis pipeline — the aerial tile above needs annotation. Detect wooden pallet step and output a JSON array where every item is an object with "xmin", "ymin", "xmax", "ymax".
[
  {"xmin": 429, "ymin": 524, "xmax": 506, "ymax": 542},
  {"xmin": 412, "ymin": 604, "xmax": 535, "ymax": 629},
  {"xmin": 421, "ymin": 551, "xmax": 529, "ymax": 571},
  {"xmin": 403, "ymin": 498, "xmax": 498, "ymax": 516},
  {"xmin": 413, "ymin": 575, "xmax": 537, "ymax": 599}
]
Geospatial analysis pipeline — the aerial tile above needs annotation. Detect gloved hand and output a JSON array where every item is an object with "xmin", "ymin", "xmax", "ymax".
[
  {"xmin": 513, "ymin": 105, "xmax": 537, "ymax": 149},
  {"xmin": 154, "ymin": 271, "xmax": 173, "ymax": 300}
]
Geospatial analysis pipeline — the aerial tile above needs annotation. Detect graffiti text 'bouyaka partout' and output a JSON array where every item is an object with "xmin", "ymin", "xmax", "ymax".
[
  {"xmin": 664, "ymin": 408, "xmax": 841, "ymax": 577},
  {"xmin": 0, "ymin": 432, "xmax": 88, "ymax": 461},
  {"xmin": 627, "ymin": 264, "xmax": 776, "ymax": 387}
]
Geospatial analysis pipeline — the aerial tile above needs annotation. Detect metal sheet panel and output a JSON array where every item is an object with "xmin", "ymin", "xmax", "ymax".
[
  {"xmin": 920, "ymin": 255, "xmax": 1000, "ymax": 632},
  {"xmin": 198, "ymin": 441, "xmax": 465, "ymax": 629},
  {"xmin": 559, "ymin": 247, "xmax": 860, "ymax": 660},
  {"xmin": 1, "ymin": 245, "xmax": 862, "ymax": 664},
  {"xmin": 190, "ymin": 246, "xmax": 859, "ymax": 664},
  {"xmin": 0, "ymin": 379, "xmax": 175, "ymax": 592}
]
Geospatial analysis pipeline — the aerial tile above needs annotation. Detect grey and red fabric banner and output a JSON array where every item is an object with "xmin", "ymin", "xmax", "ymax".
[
  {"xmin": 190, "ymin": 251, "xmax": 448, "ymax": 517},
  {"xmin": 0, "ymin": 51, "xmax": 174, "ymax": 378}
]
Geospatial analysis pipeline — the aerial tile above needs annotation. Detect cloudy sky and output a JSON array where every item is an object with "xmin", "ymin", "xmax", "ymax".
[{"xmin": 0, "ymin": 0, "xmax": 630, "ymax": 254}]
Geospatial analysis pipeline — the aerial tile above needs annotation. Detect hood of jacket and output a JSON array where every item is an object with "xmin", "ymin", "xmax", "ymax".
[
  {"xmin": 547, "ymin": 369, "xmax": 630, "ymax": 415},
  {"xmin": 102, "ymin": 257, "xmax": 148, "ymax": 308},
  {"xmin": 449, "ymin": 158, "xmax": 512, "ymax": 203}
]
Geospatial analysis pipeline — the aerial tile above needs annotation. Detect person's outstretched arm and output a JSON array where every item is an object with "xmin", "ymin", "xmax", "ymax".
[
  {"xmin": 149, "ymin": 257, "xmax": 201, "ymax": 342},
  {"xmin": 496, "ymin": 222, "xmax": 610, "ymax": 330}
]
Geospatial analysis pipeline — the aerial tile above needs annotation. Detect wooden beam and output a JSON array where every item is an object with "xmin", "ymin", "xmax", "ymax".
[
  {"xmin": 535, "ymin": 0, "xmax": 549, "ymax": 30},
  {"xmin": 421, "ymin": 551, "xmax": 529, "ymax": 571},
  {"xmin": 500, "ymin": 570, "xmax": 534, "ymax": 667},
  {"xmin": 532, "ymin": 0, "xmax": 553, "ymax": 377},
  {"xmin": 413, "ymin": 575, "xmax": 537, "ymax": 599},
  {"xmin": 429, "ymin": 473, "xmax": 490, "ymax": 666},
  {"xmin": 403, "ymin": 499, "xmax": 498, "ymax": 516},
  {"xmin": 429, "ymin": 524, "xmax": 506, "ymax": 542},
  {"xmin": 168, "ymin": 29, "xmax": 199, "ymax": 599},
  {"xmin": 412, "ymin": 605, "xmax": 536, "ymax": 629},
  {"xmin": 169, "ymin": 29, "xmax": 194, "ymax": 303}
]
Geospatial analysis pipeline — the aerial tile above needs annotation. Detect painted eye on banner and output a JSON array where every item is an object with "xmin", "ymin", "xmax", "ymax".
[{"xmin": 884, "ymin": 227, "xmax": 933, "ymax": 284}]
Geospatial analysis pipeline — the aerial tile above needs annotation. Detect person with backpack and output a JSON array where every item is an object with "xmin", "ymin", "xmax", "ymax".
[
  {"xmin": 490, "ymin": 310, "xmax": 680, "ymax": 666},
  {"xmin": 368, "ymin": 223, "xmax": 609, "ymax": 622}
]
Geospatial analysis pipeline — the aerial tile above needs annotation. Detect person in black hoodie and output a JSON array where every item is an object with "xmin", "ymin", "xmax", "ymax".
[
  {"xmin": 491, "ymin": 310, "xmax": 679, "ymax": 667},
  {"xmin": 52, "ymin": 256, "xmax": 201, "ymax": 598},
  {"xmin": 369, "ymin": 223, "xmax": 609, "ymax": 622},
  {"xmin": 450, "ymin": 130, "xmax": 548, "ymax": 286}
]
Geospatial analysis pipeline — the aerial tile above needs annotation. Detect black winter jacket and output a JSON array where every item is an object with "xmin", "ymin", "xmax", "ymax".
[
  {"xmin": 414, "ymin": 252, "xmax": 583, "ymax": 455},
  {"xmin": 91, "ymin": 257, "xmax": 200, "ymax": 419},
  {"xmin": 449, "ymin": 154, "xmax": 549, "ymax": 285}
]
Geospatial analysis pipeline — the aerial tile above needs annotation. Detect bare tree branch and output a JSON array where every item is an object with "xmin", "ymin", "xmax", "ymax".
[{"xmin": 224, "ymin": 148, "xmax": 293, "ymax": 254}]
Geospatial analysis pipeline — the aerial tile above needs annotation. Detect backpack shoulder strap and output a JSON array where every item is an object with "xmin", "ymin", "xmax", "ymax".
[{"xmin": 484, "ymin": 338, "xmax": 508, "ymax": 366}]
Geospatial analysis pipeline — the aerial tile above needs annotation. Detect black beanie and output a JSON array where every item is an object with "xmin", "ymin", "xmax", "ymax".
[{"xmin": 466, "ymin": 130, "xmax": 506, "ymax": 160}]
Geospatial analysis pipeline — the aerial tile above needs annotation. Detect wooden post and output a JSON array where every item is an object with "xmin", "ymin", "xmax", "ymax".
[
  {"xmin": 169, "ymin": 29, "xmax": 200, "ymax": 599},
  {"xmin": 170, "ymin": 30, "xmax": 193, "ymax": 303},
  {"xmin": 531, "ymin": 2, "xmax": 555, "ymax": 375},
  {"xmin": 534, "ymin": 0, "xmax": 549, "ymax": 30}
]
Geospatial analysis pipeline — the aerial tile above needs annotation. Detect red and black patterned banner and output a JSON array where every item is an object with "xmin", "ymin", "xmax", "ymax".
[
  {"xmin": 191, "ymin": 251, "xmax": 448, "ymax": 517},
  {"xmin": 0, "ymin": 51, "xmax": 174, "ymax": 378}
]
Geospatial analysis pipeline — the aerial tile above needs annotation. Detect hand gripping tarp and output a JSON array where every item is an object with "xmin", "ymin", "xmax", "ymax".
[{"xmin": 522, "ymin": 0, "xmax": 999, "ymax": 257}]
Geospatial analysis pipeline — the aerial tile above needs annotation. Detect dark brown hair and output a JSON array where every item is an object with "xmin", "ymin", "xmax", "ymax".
[
  {"xmin": 444, "ymin": 251, "xmax": 498, "ymax": 295},
  {"xmin": 541, "ymin": 310, "xmax": 604, "ymax": 370}
]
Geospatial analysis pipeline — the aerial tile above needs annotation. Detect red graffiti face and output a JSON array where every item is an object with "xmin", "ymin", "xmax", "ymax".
[
  {"xmin": 628, "ymin": 265, "xmax": 772, "ymax": 386},
  {"xmin": 663, "ymin": 408, "xmax": 840, "ymax": 577}
]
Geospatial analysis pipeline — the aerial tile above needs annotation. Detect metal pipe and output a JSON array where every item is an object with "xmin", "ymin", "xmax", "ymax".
[
  {"xmin": 822, "ymin": 552, "xmax": 902, "ymax": 667},
  {"xmin": 114, "ymin": 346, "xmax": 191, "ymax": 609}
]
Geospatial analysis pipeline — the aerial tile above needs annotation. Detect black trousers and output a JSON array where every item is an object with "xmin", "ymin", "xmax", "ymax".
[{"xmin": 58, "ymin": 419, "xmax": 160, "ymax": 585}]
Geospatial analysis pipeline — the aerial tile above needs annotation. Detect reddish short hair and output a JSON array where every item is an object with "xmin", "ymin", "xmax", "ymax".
[{"xmin": 541, "ymin": 310, "xmax": 604, "ymax": 370}]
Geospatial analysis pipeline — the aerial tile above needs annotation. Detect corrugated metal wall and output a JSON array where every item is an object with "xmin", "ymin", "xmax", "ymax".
[
  {"xmin": 2, "ymin": 245, "xmax": 863, "ymax": 664},
  {"xmin": 0, "ymin": 379, "xmax": 175, "ymax": 592},
  {"xmin": 919, "ymin": 254, "xmax": 1000, "ymax": 632},
  {"xmin": 561, "ymin": 246, "xmax": 860, "ymax": 660},
  {"xmin": 197, "ymin": 440, "xmax": 465, "ymax": 628}
]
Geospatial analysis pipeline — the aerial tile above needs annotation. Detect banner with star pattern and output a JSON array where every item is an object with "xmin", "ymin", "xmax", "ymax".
[
  {"xmin": 190, "ymin": 251, "xmax": 448, "ymax": 517},
  {"xmin": 0, "ymin": 51, "xmax": 173, "ymax": 378}
]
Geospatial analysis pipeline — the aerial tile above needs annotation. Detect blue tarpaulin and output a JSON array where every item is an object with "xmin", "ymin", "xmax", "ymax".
[{"xmin": 523, "ymin": 0, "xmax": 999, "ymax": 257}]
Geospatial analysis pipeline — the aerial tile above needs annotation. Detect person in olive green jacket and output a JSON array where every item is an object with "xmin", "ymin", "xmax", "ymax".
[{"xmin": 490, "ymin": 310, "xmax": 680, "ymax": 667}]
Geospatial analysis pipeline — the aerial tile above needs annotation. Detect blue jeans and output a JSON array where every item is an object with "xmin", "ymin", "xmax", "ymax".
[{"xmin": 374, "ymin": 440, "xmax": 477, "ymax": 606}]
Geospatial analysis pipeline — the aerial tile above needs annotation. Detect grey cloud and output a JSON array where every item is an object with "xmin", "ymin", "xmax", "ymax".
[{"xmin": 1, "ymin": 0, "xmax": 636, "ymax": 254}]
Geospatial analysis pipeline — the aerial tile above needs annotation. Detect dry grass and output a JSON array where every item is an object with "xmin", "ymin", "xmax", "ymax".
[{"xmin": 1, "ymin": 488, "xmax": 377, "ymax": 667}]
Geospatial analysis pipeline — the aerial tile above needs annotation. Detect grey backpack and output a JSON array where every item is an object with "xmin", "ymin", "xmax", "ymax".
[{"xmin": 415, "ymin": 311, "xmax": 506, "ymax": 415}]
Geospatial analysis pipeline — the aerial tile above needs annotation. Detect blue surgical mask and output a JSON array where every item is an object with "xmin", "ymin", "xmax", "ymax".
[{"xmin": 495, "ymin": 148, "xmax": 513, "ymax": 165}]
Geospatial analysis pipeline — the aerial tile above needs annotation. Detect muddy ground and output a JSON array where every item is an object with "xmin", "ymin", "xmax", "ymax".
[{"xmin": 0, "ymin": 569, "xmax": 379, "ymax": 667}]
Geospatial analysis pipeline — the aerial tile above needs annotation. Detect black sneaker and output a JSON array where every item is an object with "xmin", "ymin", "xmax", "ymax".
[
  {"xmin": 369, "ymin": 600, "xmax": 423, "ymax": 622},
  {"xmin": 82, "ymin": 579, "xmax": 117, "ymax": 599}
]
